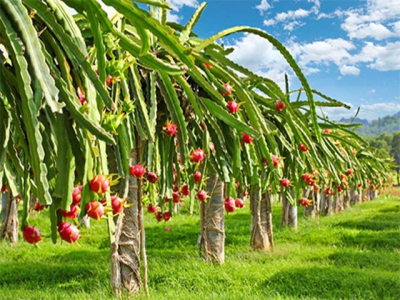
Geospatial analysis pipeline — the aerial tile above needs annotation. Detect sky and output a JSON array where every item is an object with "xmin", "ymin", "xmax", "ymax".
[
  {"xmin": 100, "ymin": 0, "xmax": 400, "ymax": 122},
  {"xmin": 163, "ymin": 0, "xmax": 400, "ymax": 121}
]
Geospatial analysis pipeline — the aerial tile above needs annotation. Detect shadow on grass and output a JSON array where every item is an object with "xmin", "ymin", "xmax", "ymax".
[
  {"xmin": 327, "ymin": 250, "xmax": 400, "ymax": 272},
  {"xmin": 340, "ymin": 230, "xmax": 400, "ymax": 251},
  {"xmin": 264, "ymin": 266, "xmax": 400, "ymax": 299},
  {"xmin": 330, "ymin": 206, "xmax": 400, "ymax": 251},
  {"xmin": 143, "ymin": 204, "xmax": 299, "ymax": 251},
  {"xmin": 145, "ymin": 222, "xmax": 199, "ymax": 246},
  {"xmin": 144, "ymin": 210, "xmax": 253, "ymax": 249},
  {"xmin": 335, "ymin": 212, "xmax": 400, "ymax": 231},
  {"xmin": 0, "ymin": 249, "xmax": 109, "ymax": 291}
]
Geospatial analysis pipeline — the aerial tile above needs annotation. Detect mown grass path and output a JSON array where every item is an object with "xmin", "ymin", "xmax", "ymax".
[{"xmin": 1, "ymin": 189, "xmax": 399, "ymax": 299}]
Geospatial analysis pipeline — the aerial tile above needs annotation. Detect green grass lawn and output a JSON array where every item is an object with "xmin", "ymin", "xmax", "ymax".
[{"xmin": 1, "ymin": 190, "xmax": 399, "ymax": 300}]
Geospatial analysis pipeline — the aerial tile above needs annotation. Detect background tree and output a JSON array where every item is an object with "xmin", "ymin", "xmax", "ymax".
[
  {"xmin": 0, "ymin": 0, "xmax": 395, "ymax": 298},
  {"xmin": 390, "ymin": 133, "xmax": 400, "ymax": 185}
]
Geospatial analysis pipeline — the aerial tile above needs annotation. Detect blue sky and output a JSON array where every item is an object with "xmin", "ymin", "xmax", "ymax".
[
  {"xmin": 168, "ymin": 0, "xmax": 400, "ymax": 122},
  {"xmin": 100, "ymin": 0, "xmax": 400, "ymax": 122}
]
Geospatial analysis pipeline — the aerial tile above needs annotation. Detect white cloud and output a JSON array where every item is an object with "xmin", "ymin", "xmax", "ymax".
[
  {"xmin": 317, "ymin": 12, "xmax": 334, "ymax": 20},
  {"xmin": 351, "ymin": 41, "xmax": 400, "ymax": 71},
  {"xmin": 356, "ymin": 102, "xmax": 400, "ymax": 120},
  {"xmin": 340, "ymin": 65, "xmax": 360, "ymax": 76},
  {"xmin": 228, "ymin": 34, "xmax": 288, "ymax": 73},
  {"xmin": 257, "ymin": 67, "xmax": 290, "ymax": 91},
  {"xmin": 366, "ymin": 41, "xmax": 400, "ymax": 71},
  {"xmin": 319, "ymin": 104, "xmax": 354, "ymax": 121},
  {"xmin": 287, "ymin": 37, "xmax": 400, "ymax": 76},
  {"xmin": 228, "ymin": 37, "xmax": 359, "ymax": 77},
  {"xmin": 66, "ymin": 1, "xmax": 116, "ymax": 17},
  {"xmin": 322, "ymin": 102, "xmax": 400, "ymax": 121},
  {"xmin": 364, "ymin": 0, "xmax": 400, "ymax": 21},
  {"xmin": 289, "ymin": 38, "xmax": 355, "ymax": 68},
  {"xmin": 263, "ymin": 19, "xmax": 276, "ymax": 26},
  {"xmin": 276, "ymin": 8, "xmax": 311, "ymax": 22},
  {"xmin": 255, "ymin": 0, "xmax": 271, "ymax": 15},
  {"xmin": 340, "ymin": 0, "xmax": 400, "ymax": 24},
  {"xmin": 348, "ymin": 42, "xmax": 376, "ymax": 64},
  {"xmin": 289, "ymin": 37, "xmax": 400, "ymax": 75},
  {"xmin": 288, "ymin": 36, "xmax": 400, "ymax": 76},
  {"xmin": 308, "ymin": 0, "xmax": 320, "ymax": 8},
  {"xmin": 167, "ymin": 11, "xmax": 182, "ymax": 23},
  {"xmin": 161, "ymin": 0, "xmax": 198, "ymax": 23},
  {"xmin": 98, "ymin": 1, "xmax": 116, "ymax": 17},
  {"xmin": 233, "ymin": 0, "xmax": 400, "ymax": 82},
  {"xmin": 339, "ymin": 0, "xmax": 400, "ymax": 40},
  {"xmin": 344, "ymin": 21, "xmax": 393, "ymax": 40},
  {"xmin": 227, "ymin": 34, "xmax": 292, "ymax": 89},
  {"xmin": 284, "ymin": 21, "xmax": 306, "ymax": 31},
  {"xmin": 392, "ymin": 21, "xmax": 400, "ymax": 34},
  {"xmin": 260, "ymin": 1, "xmax": 320, "ymax": 31},
  {"xmin": 301, "ymin": 66, "xmax": 320, "ymax": 76},
  {"xmin": 169, "ymin": 0, "xmax": 198, "ymax": 11}
]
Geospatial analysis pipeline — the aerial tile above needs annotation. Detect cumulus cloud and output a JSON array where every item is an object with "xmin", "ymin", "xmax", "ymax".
[
  {"xmin": 283, "ymin": 21, "xmax": 305, "ymax": 31},
  {"xmin": 227, "ymin": 34, "xmax": 293, "ymax": 89},
  {"xmin": 227, "ymin": 34, "xmax": 368, "ymax": 80},
  {"xmin": 276, "ymin": 8, "xmax": 311, "ymax": 22},
  {"xmin": 257, "ymin": 67, "xmax": 291, "ymax": 91},
  {"xmin": 163, "ymin": 0, "xmax": 198, "ymax": 21},
  {"xmin": 91, "ymin": 0, "xmax": 198, "ymax": 18},
  {"xmin": 365, "ymin": 41, "xmax": 400, "ymax": 71},
  {"xmin": 67, "ymin": 1, "xmax": 116, "ymax": 17},
  {"xmin": 287, "ymin": 38, "xmax": 364, "ymax": 76},
  {"xmin": 167, "ymin": 11, "xmax": 182, "ymax": 23},
  {"xmin": 319, "ymin": 104, "xmax": 354, "ymax": 121},
  {"xmin": 342, "ymin": 20, "xmax": 394, "ymax": 40},
  {"xmin": 255, "ymin": 0, "xmax": 271, "ymax": 15},
  {"xmin": 321, "ymin": 102, "xmax": 400, "ymax": 121},
  {"xmin": 235, "ymin": 0, "xmax": 400, "ymax": 82},
  {"xmin": 316, "ymin": 12, "xmax": 334, "ymax": 20},
  {"xmin": 289, "ymin": 38, "xmax": 355, "ymax": 68},
  {"xmin": 364, "ymin": 0, "xmax": 400, "ymax": 21},
  {"xmin": 290, "ymin": 37, "xmax": 400, "ymax": 76},
  {"xmin": 263, "ymin": 19, "xmax": 276, "ymax": 26},
  {"xmin": 291, "ymin": 38, "xmax": 400, "ymax": 75},
  {"xmin": 354, "ymin": 102, "xmax": 400, "ymax": 120},
  {"xmin": 340, "ymin": 65, "xmax": 360, "ymax": 76},
  {"xmin": 98, "ymin": 1, "xmax": 116, "ymax": 16},
  {"xmin": 308, "ymin": 0, "xmax": 320, "ymax": 8},
  {"xmin": 392, "ymin": 21, "xmax": 400, "ymax": 34},
  {"xmin": 339, "ymin": 0, "xmax": 400, "ymax": 40},
  {"xmin": 169, "ymin": 0, "xmax": 198, "ymax": 11},
  {"xmin": 260, "ymin": 2, "xmax": 320, "ymax": 31},
  {"xmin": 228, "ymin": 34, "xmax": 288, "ymax": 73},
  {"xmin": 350, "ymin": 41, "xmax": 400, "ymax": 71}
]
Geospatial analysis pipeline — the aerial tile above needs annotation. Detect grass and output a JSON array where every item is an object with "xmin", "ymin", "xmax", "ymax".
[{"xmin": 1, "ymin": 188, "xmax": 399, "ymax": 300}]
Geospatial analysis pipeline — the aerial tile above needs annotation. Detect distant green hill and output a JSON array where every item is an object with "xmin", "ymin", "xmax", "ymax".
[
  {"xmin": 342, "ymin": 112, "xmax": 400, "ymax": 137},
  {"xmin": 339, "ymin": 117, "xmax": 369, "ymax": 126}
]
